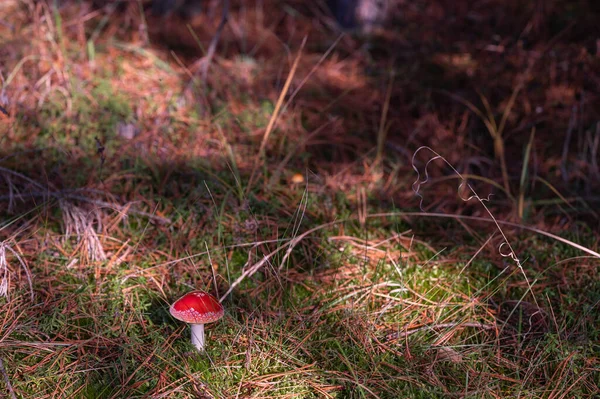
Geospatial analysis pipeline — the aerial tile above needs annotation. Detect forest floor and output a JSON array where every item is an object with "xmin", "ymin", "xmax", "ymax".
[{"xmin": 0, "ymin": 0, "xmax": 599, "ymax": 397}]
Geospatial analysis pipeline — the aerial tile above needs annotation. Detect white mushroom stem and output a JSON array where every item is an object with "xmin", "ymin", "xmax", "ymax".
[{"xmin": 190, "ymin": 323, "xmax": 206, "ymax": 352}]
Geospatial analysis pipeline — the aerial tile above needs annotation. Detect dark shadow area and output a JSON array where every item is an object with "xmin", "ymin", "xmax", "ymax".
[{"xmin": 73, "ymin": 0, "xmax": 600, "ymax": 215}]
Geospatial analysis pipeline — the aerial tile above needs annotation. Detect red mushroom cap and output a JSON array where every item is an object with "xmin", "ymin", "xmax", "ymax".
[{"xmin": 169, "ymin": 290, "xmax": 224, "ymax": 324}]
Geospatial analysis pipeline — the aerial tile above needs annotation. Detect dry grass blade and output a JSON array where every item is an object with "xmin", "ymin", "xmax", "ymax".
[
  {"xmin": 219, "ymin": 218, "xmax": 342, "ymax": 302},
  {"xmin": 221, "ymin": 202, "xmax": 600, "ymax": 303},
  {"xmin": 370, "ymin": 211, "xmax": 600, "ymax": 259},
  {"xmin": 518, "ymin": 127, "xmax": 536, "ymax": 219},
  {"xmin": 257, "ymin": 37, "xmax": 307, "ymax": 150},
  {"xmin": 59, "ymin": 200, "xmax": 107, "ymax": 262},
  {"xmin": 280, "ymin": 33, "xmax": 344, "ymax": 116},
  {"xmin": 0, "ymin": 242, "xmax": 33, "ymax": 301},
  {"xmin": 440, "ymin": 88, "xmax": 523, "ymax": 195},
  {"xmin": 247, "ymin": 36, "xmax": 307, "ymax": 191}
]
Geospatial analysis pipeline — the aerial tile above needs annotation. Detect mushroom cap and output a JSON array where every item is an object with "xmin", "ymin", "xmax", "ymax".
[{"xmin": 169, "ymin": 290, "xmax": 224, "ymax": 324}]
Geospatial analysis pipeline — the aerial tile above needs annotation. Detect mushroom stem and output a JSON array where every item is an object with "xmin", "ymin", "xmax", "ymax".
[
  {"xmin": 190, "ymin": 323, "xmax": 206, "ymax": 352},
  {"xmin": 170, "ymin": 290, "xmax": 223, "ymax": 352}
]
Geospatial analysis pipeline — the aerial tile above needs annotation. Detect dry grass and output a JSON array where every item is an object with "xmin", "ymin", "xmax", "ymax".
[{"xmin": 0, "ymin": 0, "xmax": 599, "ymax": 398}]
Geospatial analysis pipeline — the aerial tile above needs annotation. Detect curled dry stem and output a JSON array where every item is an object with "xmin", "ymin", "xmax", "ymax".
[{"xmin": 411, "ymin": 146, "xmax": 537, "ymax": 304}]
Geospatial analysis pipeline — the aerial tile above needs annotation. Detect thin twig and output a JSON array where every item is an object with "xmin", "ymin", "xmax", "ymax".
[
  {"xmin": 0, "ymin": 358, "xmax": 17, "ymax": 399},
  {"xmin": 201, "ymin": 0, "xmax": 229, "ymax": 82}
]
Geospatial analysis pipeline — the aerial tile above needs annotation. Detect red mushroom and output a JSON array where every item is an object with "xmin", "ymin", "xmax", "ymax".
[{"xmin": 169, "ymin": 290, "xmax": 224, "ymax": 352}]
